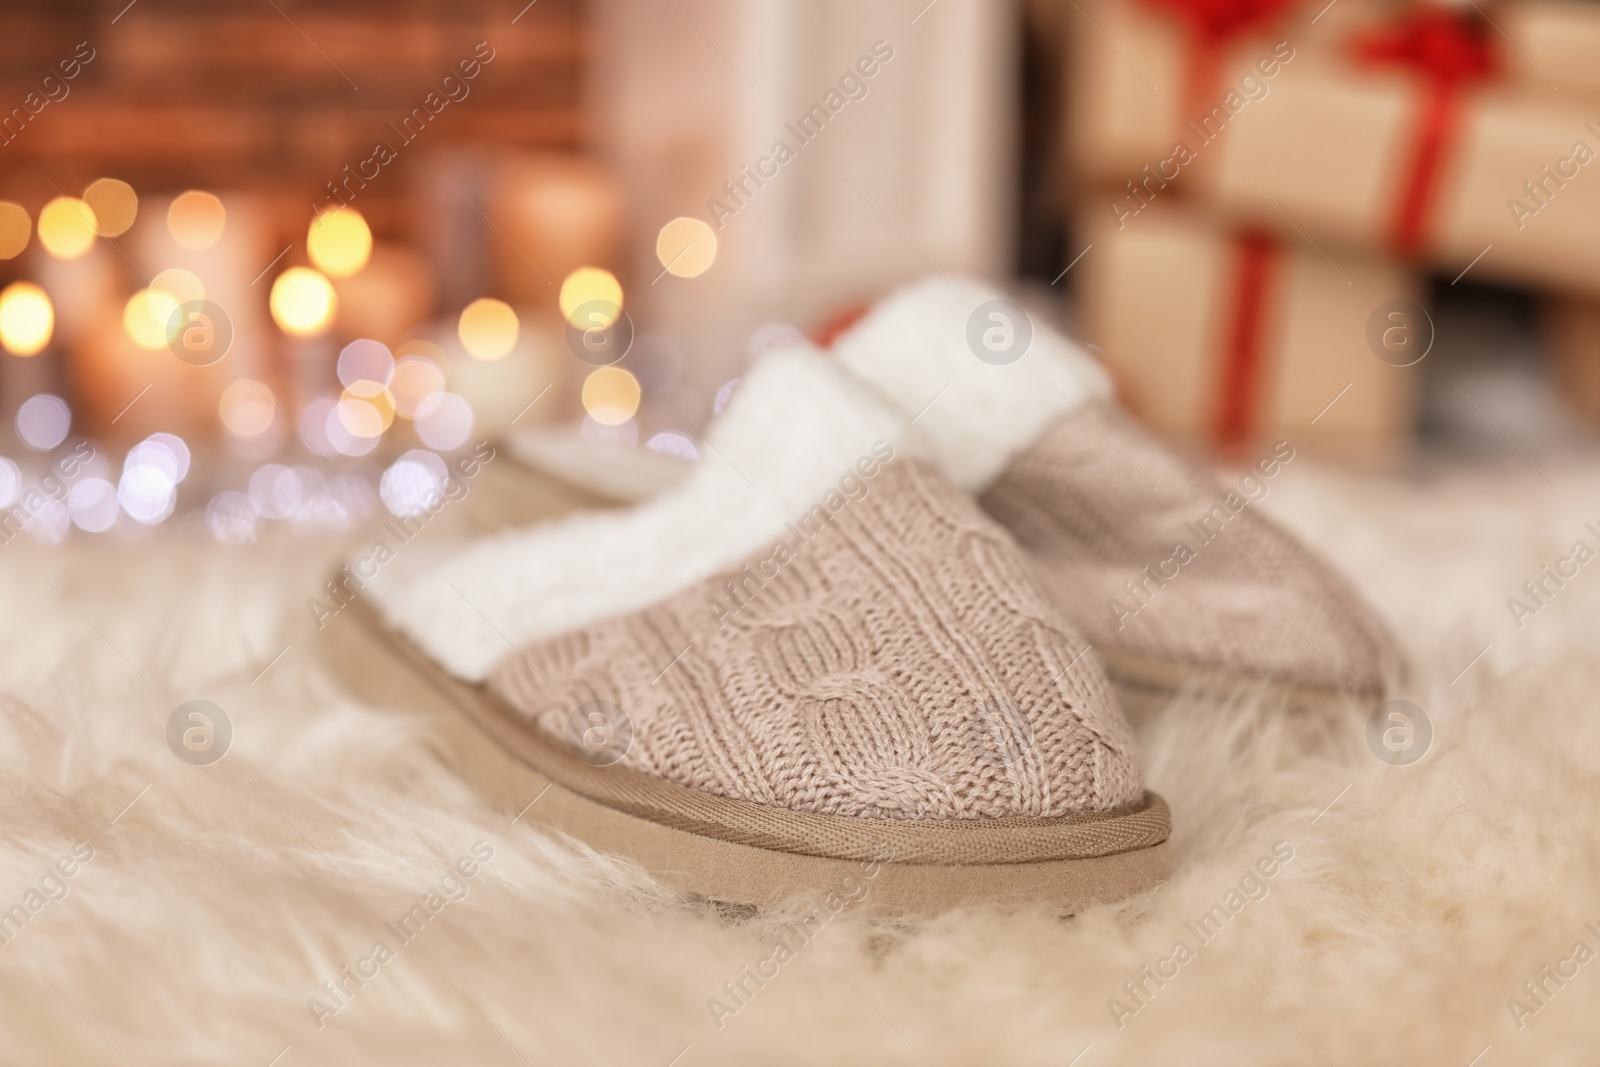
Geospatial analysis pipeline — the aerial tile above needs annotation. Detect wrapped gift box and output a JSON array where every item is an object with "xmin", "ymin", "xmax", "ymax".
[
  {"xmin": 1501, "ymin": 0, "xmax": 1600, "ymax": 97},
  {"xmin": 1204, "ymin": 6, "xmax": 1600, "ymax": 295},
  {"xmin": 1065, "ymin": 0, "xmax": 1392, "ymax": 190},
  {"xmin": 1077, "ymin": 203, "xmax": 1419, "ymax": 462}
]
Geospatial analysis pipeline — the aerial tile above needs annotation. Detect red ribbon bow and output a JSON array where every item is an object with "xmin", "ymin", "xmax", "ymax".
[
  {"xmin": 1141, "ymin": 0, "xmax": 1297, "ymax": 123},
  {"xmin": 1353, "ymin": 7, "xmax": 1496, "ymax": 256}
]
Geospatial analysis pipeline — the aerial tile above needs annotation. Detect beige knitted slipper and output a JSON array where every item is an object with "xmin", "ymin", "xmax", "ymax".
[
  {"xmin": 832, "ymin": 278, "xmax": 1403, "ymax": 713},
  {"xmin": 348, "ymin": 347, "xmax": 1168, "ymax": 912}
]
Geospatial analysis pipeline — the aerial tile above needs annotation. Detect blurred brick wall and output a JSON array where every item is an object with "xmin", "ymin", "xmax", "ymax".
[{"xmin": 0, "ymin": 0, "xmax": 587, "ymax": 238}]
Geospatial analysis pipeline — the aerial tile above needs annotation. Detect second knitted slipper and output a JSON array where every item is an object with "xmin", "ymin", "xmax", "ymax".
[
  {"xmin": 832, "ymin": 278, "xmax": 1403, "ymax": 711},
  {"xmin": 352, "ymin": 346, "xmax": 1169, "ymax": 912}
]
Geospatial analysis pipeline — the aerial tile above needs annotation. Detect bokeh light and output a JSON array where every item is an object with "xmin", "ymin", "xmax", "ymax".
[
  {"xmin": 414, "ymin": 391, "xmax": 474, "ymax": 450},
  {"xmin": 714, "ymin": 378, "xmax": 741, "ymax": 415},
  {"xmin": 323, "ymin": 402, "xmax": 380, "ymax": 457},
  {"xmin": 0, "ymin": 282, "xmax": 54, "ymax": 356},
  {"xmin": 270, "ymin": 267, "xmax": 336, "ymax": 337},
  {"xmin": 38, "ymin": 197, "xmax": 97, "ymax": 260},
  {"xmin": 83, "ymin": 178, "xmax": 139, "ymax": 237},
  {"xmin": 380, "ymin": 450, "xmax": 448, "ymax": 517},
  {"xmin": 336, "ymin": 381, "xmax": 396, "ymax": 437},
  {"xmin": 68, "ymin": 478, "xmax": 119, "ymax": 532},
  {"xmin": 123, "ymin": 291, "xmax": 170, "ymax": 350},
  {"xmin": 167, "ymin": 190, "xmax": 226, "ymax": 250},
  {"xmin": 307, "ymin": 208, "xmax": 373, "ymax": 278},
  {"xmin": 645, "ymin": 432, "xmax": 699, "ymax": 460},
  {"xmin": 148, "ymin": 268, "xmax": 205, "ymax": 322},
  {"xmin": 655, "ymin": 217, "xmax": 718, "ymax": 278},
  {"xmin": 16, "ymin": 394, "xmax": 70, "ymax": 451},
  {"xmin": 126, "ymin": 433, "xmax": 190, "ymax": 485},
  {"xmin": 147, "ymin": 433, "xmax": 192, "ymax": 482},
  {"xmin": 118, "ymin": 463, "xmax": 176, "ymax": 524},
  {"xmin": 391, "ymin": 352, "xmax": 446, "ymax": 418},
  {"xmin": 249, "ymin": 465, "xmax": 302, "ymax": 520},
  {"xmin": 0, "ymin": 202, "xmax": 30, "ymax": 259},
  {"xmin": 559, "ymin": 267, "xmax": 623, "ymax": 328},
  {"xmin": 219, "ymin": 380, "xmax": 278, "ymax": 437},
  {"xmin": 581, "ymin": 366, "xmax": 641, "ymax": 426},
  {"xmin": 27, "ymin": 498, "xmax": 69, "ymax": 543},
  {"xmin": 337, "ymin": 339, "xmax": 394, "ymax": 388},
  {"xmin": 207, "ymin": 490, "xmax": 259, "ymax": 543},
  {"xmin": 457, "ymin": 298, "xmax": 519, "ymax": 361}
]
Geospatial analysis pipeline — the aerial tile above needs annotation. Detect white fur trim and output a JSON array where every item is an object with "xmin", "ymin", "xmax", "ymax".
[
  {"xmin": 503, "ymin": 426, "xmax": 691, "ymax": 503},
  {"xmin": 832, "ymin": 276, "xmax": 1113, "ymax": 492},
  {"xmin": 364, "ymin": 345, "xmax": 908, "ymax": 682}
]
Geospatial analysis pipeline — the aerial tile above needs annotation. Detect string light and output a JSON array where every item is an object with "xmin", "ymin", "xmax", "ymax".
[
  {"xmin": 307, "ymin": 208, "xmax": 373, "ymax": 277},
  {"xmin": 38, "ymin": 197, "xmax": 97, "ymax": 259},
  {"xmin": 148, "ymin": 268, "xmax": 204, "ymax": 322},
  {"xmin": 167, "ymin": 190, "xmax": 226, "ymax": 250},
  {"xmin": 559, "ymin": 267, "xmax": 623, "ymax": 328},
  {"xmin": 457, "ymin": 298, "xmax": 519, "ymax": 361},
  {"xmin": 83, "ymin": 178, "xmax": 138, "ymax": 237},
  {"xmin": 123, "ymin": 291, "xmax": 170, "ymax": 350},
  {"xmin": 581, "ymin": 366, "xmax": 641, "ymax": 426},
  {"xmin": 391, "ymin": 352, "xmax": 446, "ymax": 418},
  {"xmin": 0, "ymin": 282, "xmax": 54, "ymax": 356},
  {"xmin": 655, "ymin": 217, "xmax": 718, "ymax": 278},
  {"xmin": 219, "ymin": 380, "xmax": 278, "ymax": 437},
  {"xmin": 0, "ymin": 202, "xmax": 30, "ymax": 259},
  {"xmin": 269, "ymin": 267, "xmax": 336, "ymax": 337}
]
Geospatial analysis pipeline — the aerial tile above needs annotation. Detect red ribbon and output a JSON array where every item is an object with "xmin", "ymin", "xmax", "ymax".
[
  {"xmin": 1353, "ymin": 8, "xmax": 1495, "ymax": 257},
  {"xmin": 1213, "ymin": 229, "xmax": 1279, "ymax": 449},
  {"xmin": 1141, "ymin": 0, "xmax": 1295, "ymax": 125}
]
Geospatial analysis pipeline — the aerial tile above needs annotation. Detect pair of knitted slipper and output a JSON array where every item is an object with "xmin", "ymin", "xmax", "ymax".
[{"xmin": 350, "ymin": 279, "xmax": 1397, "ymax": 913}]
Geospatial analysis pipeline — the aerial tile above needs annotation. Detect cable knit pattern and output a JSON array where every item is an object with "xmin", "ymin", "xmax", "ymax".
[
  {"xmin": 489, "ymin": 459, "xmax": 1144, "ymax": 821},
  {"xmin": 980, "ymin": 405, "xmax": 1401, "ymax": 694}
]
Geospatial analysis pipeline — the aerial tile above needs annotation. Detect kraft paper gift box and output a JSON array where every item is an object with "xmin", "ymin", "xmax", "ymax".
[
  {"xmin": 1203, "ymin": 5, "xmax": 1600, "ymax": 296},
  {"xmin": 1077, "ymin": 203, "xmax": 1419, "ymax": 462},
  {"xmin": 1501, "ymin": 0, "xmax": 1600, "ymax": 98},
  {"xmin": 1066, "ymin": 0, "xmax": 1385, "ymax": 189}
]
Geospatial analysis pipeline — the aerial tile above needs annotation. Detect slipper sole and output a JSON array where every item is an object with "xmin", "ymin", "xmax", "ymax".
[{"xmin": 337, "ymin": 591, "xmax": 1171, "ymax": 914}]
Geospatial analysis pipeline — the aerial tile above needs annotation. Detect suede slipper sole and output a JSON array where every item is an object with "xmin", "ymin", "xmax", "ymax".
[{"xmin": 341, "ymin": 593, "xmax": 1171, "ymax": 913}]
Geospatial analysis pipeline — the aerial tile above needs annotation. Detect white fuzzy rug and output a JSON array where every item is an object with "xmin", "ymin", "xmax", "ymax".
[{"xmin": 2, "ymin": 455, "xmax": 1599, "ymax": 1066}]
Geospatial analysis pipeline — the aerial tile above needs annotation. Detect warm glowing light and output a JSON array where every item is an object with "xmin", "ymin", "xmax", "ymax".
[
  {"xmin": 307, "ymin": 208, "xmax": 373, "ymax": 278},
  {"xmin": 219, "ymin": 380, "xmax": 278, "ymax": 437},
  {"xmin": 414, "ymin": 392, "xmax": 473, "ymax": 450},
  {"xmin": 148, "ymin": 268, "xmax": 205, "ymax": 323},
  {"xmin": 83, "ymin": 178, "xmax": 138, "ymax": 237},
  {"xmin": 0, "ymin": 202, "xmax": 30, "ymax": 259},
  {"xmin": 123, "ymin": 291, "xmax": 170, "ymax": 351},
  {"xmin": 457, "ymin": 298, "xmax": 519, "ymax": 361},
  {"xmin": 559, "ymin": 267, "xmax": 623, "ymax": 328},
  {"xmin": 0, "ymin": 282, "xmax": 54, "ymax": 356},
  {"xmin": 655, "ymin": 217, "xmax": 718, "ymax": 278},
  {"xmin": 337, "ymin": 339, "xmax": 394, "ymax": 388},
  {"xmin": 38, "ymin": 197, "xmax": 97, "ymax": 260},
  {"xmin": 337, "ymin": 381, "xmax": 396, "ymax": 437},
  {"xmin": 646, "ymin": 432, "xmax": 698, "ymax": 460},
  {"xmin": 16, "ymin": 394, "xmax": 71, "ymax": 451},
  {"xmin": 581, "ymin": 366, "xmax": 641, "ymax": 425},
  {"xmin": 269, "ymin": 267, "xmax": 336, "ymax": 337},
  {"xmin": 167, "ymin": 190, "xmax": 226, "ymax": 250},
  {"xmin": 391, "ymin": 354, "xmax": 446, "ymax": 418}
]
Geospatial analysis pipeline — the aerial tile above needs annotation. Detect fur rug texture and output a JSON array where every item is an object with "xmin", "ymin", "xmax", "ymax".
[{"xmin": 2, "ymin": 452, "xmax": 1598, "ymax": 1066}]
